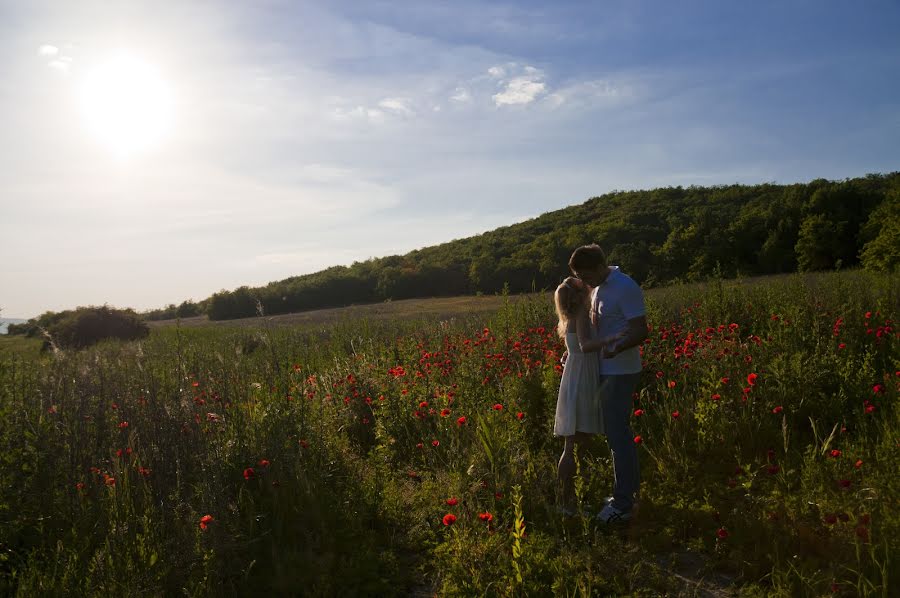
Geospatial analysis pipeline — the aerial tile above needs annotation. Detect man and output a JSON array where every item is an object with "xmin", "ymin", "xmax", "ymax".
[{"xmin": 569, "ymin": 244, "xmax": 648, "ymax": 524}]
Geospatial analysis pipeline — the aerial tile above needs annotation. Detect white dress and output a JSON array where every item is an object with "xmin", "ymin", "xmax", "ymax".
[{"xmin": 554, "ymin": 332, "xmax": 604, "ymax": 436}]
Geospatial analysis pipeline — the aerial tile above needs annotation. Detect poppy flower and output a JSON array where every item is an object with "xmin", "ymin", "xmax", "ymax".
[
  {"xmin": 855, "ymin": 459, "xmax": 863, "ymax": 468},
  {"xmin": 243, "ymin": 467, "xmax": 255, "ymax": 480},
  {"xmin": 432, "ymin": 440, "xmax": 440, "ymax": 447},
  {"xmin": 767, "ymin": 465, "xmax": 780, "ymax": 475},
  {"xmin": 711, "ymin": 393, "xmax": 721, "ymax": 402},
  {"xmin": 479, "ymin": 512, "xmax": 493, "ymax": 522},
  {"xmin": 456, "ymin": 416, "xmax": 467, "ymax": 426},
  {"xmin": 667, "ymin": 381, "xmax": 676, "ymax": 389},
  {"xmin": 671, "ymin": 410, "xmax": 680, "ymax": 419},
  {"xmin": 416, "ymin": 442, "xmax": 424, "ymax": 449},
  {"xmin": 838, "ymin": 343, "xmax": 846, "ymax": 349},
  {"xmin": 772, "ymin": 406, "xmax": 783, "ymax": 414},
  {"xmin": 747, "ymin": 373, "xmax": 758, "ymax": 386},
  {"xmin": 516, "ymin": 412, "xmax": 525, "ymax": 420},
  {"xmin": 199, "ymin": 515, "xmax": 214, "ymax": 530},
  {"xmin": 75, "ymin": 482, "xmax": 85, "ymax": 491},
  {"xmin": 494, "ymin": 492, "xmax": 503, "ymax": 499},
  {"xmin": 633, "ymin": 435, "xmax": 643, "ymax": 445},
  {"xmin": 299, "ymin": 439, "xmax": 309, "ymax": 449},
  {"xmin": 446, "ymin": 497, "xmax": 459, "ymax": 506},
  {"xmin": 442, "ymin": 513, "xmax": 457, "ymax": 526},
  {"xmin": 716, "ymin": 527, "xmax": 729, "ymax": 539},
  {"xmin": 838, "ymin": 479, "xmax": 851, "ymax": 489},
  {"xmin": 633, "ymin": 409, "xmax": 644, "ymax": 417},
  {"xmin": 829, "ymin": 450, "xmax": 841, "ymax": 458},
  {"xmin": 419, "ymin": 401, "xmax": 429, "ymax": 408},
  {"xmin": 117, "ymin": 421, "xmax": 129, "ymax": 429},
  {"xmin": 440, "ymin": 408, "xmax": 451, "ymax": 417},
  {"xmin": 492, "ymin": 403, "xmax": 503, "ymax": 411}
]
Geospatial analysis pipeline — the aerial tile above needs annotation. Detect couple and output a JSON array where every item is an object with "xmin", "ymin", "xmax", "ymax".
[{"xmin": 553, "ymin": 244, "xmax": 648, "ymax": 524}]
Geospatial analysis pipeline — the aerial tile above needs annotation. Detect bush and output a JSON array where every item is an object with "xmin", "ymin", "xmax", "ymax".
[{"xmin": 22, "ymin": 306, "xmax": 150, "ymax": 349}]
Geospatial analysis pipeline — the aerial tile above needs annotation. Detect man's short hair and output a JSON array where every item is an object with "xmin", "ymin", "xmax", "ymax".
[{"xmin": 568, "ymin": 244, "xmax": 607, "ymax": 274}]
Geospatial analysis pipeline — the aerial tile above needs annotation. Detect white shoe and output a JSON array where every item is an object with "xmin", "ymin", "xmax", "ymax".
[{"xmin": 596, "ymin": 502, "xmax": 632, "ymax": 524}]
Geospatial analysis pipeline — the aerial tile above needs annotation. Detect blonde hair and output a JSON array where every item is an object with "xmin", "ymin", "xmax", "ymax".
[{"xmin": 554, "ymin": 276, "xmax": 587, "ymax": 339}]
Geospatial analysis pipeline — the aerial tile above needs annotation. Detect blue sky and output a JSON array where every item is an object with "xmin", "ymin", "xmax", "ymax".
[{"xmin": 1, "ymin": 0, "xmax": 898, "ymax": 318}]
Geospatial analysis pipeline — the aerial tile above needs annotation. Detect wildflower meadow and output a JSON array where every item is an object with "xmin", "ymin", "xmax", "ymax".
[{"xmin": 1, "ymin": 269, "xmax": 897, "ymax": 596}]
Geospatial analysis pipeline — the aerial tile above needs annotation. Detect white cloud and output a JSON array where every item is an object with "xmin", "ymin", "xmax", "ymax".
[
  {"xmin": 450, "ymin": 87, "xmax": 471, "ymax": 102},
  {"xmin": 378, "ymin": 97, "xmax": 414, "ymax": 116},
  {"xmin": 487, "ymin": 65, "xmax": 505, "ymax": 78},
  {"xmin": 493, "ymin": 72, "xmax": 546, "ymax": 106},
  {"xmin": 37, "ymin": 44, "xmax": 58, "ymax": 57},
  {"xmin": 542, "ymin": 79, "xmax": 630, "ymax": 109}
]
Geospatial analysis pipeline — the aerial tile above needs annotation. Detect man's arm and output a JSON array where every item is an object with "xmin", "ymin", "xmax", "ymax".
[{"xmin": 604, "ymin": 315, "xmax": 648, "ymax": 358}]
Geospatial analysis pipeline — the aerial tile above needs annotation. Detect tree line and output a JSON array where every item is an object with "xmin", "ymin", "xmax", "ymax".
[{"xmin": 13, "ymin": 172, "xmax": 900, "ymax": 328}]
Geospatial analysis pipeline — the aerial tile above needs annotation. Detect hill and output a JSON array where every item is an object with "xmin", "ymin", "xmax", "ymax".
[{"xmin": 15, "ymin": 172, "xmax": 900, "ymax": 327}]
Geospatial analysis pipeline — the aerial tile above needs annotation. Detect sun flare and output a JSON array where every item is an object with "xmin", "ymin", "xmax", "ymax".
[{"xmin": 78, "ymin": 53, "xmax": 173, "ymax": 158}]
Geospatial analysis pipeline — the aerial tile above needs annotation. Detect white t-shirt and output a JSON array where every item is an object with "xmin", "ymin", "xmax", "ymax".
[{"xmin": 591, "ymin": 266, "xmax": 646, "ymax": 375}]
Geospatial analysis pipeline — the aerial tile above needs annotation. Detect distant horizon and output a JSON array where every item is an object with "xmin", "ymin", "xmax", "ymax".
[{"xmin": 3, "ymin": 0, "xmax": 899, "ymax": 319}]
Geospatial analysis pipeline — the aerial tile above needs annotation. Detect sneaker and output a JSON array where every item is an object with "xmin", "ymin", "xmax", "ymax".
[{"xmin": 596, "ymin": 502, "xmax": 632, "ymax": 524}]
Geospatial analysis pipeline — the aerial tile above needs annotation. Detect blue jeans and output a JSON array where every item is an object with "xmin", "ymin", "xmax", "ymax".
[{"xmin": 599, "ymin": 373, "xmax": 641, "ymax": 512}]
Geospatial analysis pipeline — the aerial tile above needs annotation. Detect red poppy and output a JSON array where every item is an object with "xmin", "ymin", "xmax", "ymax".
[
  {"xmin": 855, "ymin": 459, "xmax": 863, "ymax": 468},
  {"xmin": 516, "ymin": 412, "xmax": 525, "ymax": 420},
  {"xmin": 492, "ymin": 403, "xmax": 503, "ymax": 411},
  {"xmin": 440, "ymin": 408, "xmax": 451, "ymax": 417},
  {"xmin": 716, "ymin": 527, "xmax": 729, "ymax": 539},
  {"xmin": 104, "ymin": 475, "xmax": 116, "ymax": 486},
  {"xmin": 446, "ymin": 497, "xmax": 459, "ymax": 506},
  {"xmin": 711, "ymin": 393, "xmax": 721, "ymax": 402},
  {"xmin": 838, "ymin": 343, "xmax": 846, "ymax": 349},
  {"xmin": 416, "ymin": 442, "xmax": 424, "ymax": 449},
  {"xmin": 767, "ymin": 465, "xmax": 780, "ymax": 475},
  {"xmin": 75, "ymin": 482, "xmax": 85, "ymax": 491},
  {"xmin": 138, "ymin": 467, "xmax": 151, "ymax": 478},
  {"xmin": 671, "ymin": 411, "xmax": 680, "ymax": 419},
  {"xmin": 419, "ymin": 400, "xmax": 429, "ymax": 408},
  {"xmin": 442, "ymin": 513, "xmax": 457, "ymax": 526},
  {"xmin": 299, "ymin": 439, "xmax": 309, "ymax": 449},
  {"xmin": 633, "ymin": 409, "xmax": 644, "ymax": 417},
  {"xmin": 258, "ymin": 459, "xmax": 270, "ymax": 467},
  {"xmin": 117, "ymin": 421, "xmax": 129, "ymax": 429},
  {"xmin": 720, "ymin": 377, "xmax": 730, "ymax": 385},
  {"xmin": 772, "ymin": 406, "xmax": 783, "ymax": 414},
  {"xmin": 829, "ymin": 450, "xmax": 841, "ymax": 458},
  {"xmin": 432, "ymin": 440, "xmax": 440, "ymax": 447},
  {"xmin": 838, "ymin": 479, "xmax": 852, "ymax": 489},
  {"xmin": 633, "ymin": 435, "xmax": 643, "ymax": 444},
  {"xmin": 479, "ymin": 512, "xmax": 493, "ymax": 522},
  {"xmin": 667, "ymin": 380, "xmax": 676, "ymax": 389},
  {"xmin": 747, "ymin": 373, "xmax": 758, "ymax": 386},
  {"xmin": 243, "ymin": 467, "xmax": 255, "ymax": 480},
  {"xmin": 457, "ymin": 416, "xmax": 467, "ymax": 426},
  {"xmin": 872, "ymin": 384, "xmax": 885, "ymax": 395},
  {"xmin": 199, "ymin": 514, "xmax": 214, "ymax": 530}
]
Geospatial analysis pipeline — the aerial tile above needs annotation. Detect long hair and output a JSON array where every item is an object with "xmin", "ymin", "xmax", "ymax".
[{"xmin": 554, "ymin": 277, "xmax": 587, "ymax": 339}]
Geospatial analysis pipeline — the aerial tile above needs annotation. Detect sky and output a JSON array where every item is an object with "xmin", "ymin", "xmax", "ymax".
[{"xmin": 1, "ymin": 0, "xmax": 899, "ymax": 319}]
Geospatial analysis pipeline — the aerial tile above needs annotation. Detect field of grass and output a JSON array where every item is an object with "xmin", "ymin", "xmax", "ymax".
[{"xmin": 1, "ymin": 269, "xmax": 897, "ymax": 596}]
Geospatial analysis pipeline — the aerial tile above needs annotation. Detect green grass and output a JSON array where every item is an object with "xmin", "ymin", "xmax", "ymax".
[{"xmin": 1, "ymin": 269, "xmax": 897, "ymax": 596}]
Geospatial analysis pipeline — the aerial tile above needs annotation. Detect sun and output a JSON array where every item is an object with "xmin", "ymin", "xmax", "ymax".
[{"xmin": 78, "ymin": 53, "xmax": 173, "ymax": 158}]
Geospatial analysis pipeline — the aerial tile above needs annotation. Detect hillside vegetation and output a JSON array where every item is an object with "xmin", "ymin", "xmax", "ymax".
[{"xmin": 160, "ymin": 172, "xmax": 899, "ymax": 321}]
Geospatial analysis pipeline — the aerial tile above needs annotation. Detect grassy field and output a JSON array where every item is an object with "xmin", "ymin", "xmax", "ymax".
[{"xmin": 1, "ymin": 269, "xmax": 897, "ymax": 596}]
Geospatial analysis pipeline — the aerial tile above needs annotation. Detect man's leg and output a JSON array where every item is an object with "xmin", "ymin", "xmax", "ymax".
[{"xmin": 600, "ymin": 373, "xmax": 641, "ymax": 512}]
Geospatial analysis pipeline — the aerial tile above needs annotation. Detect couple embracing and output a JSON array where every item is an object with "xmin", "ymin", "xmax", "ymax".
[{"xmin": 553, "ymin": 244, "xmax": 649, "ymax": 524}]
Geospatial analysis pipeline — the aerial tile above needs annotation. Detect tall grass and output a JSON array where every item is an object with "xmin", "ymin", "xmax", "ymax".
[{"xmin": 0, "ymin": 270, "xmax": 897, "ymax": 596}]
